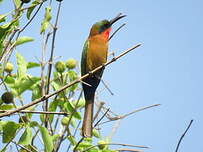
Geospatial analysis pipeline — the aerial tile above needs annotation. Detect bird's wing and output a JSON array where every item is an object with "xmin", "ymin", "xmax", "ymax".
[{"xmin": 81, "ymin": 40, "xmax": 89, "ymax": 76}]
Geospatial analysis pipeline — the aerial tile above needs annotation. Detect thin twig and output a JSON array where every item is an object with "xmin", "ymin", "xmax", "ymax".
[
  {"xmin": 93, "ymin": 101, "xmax": 105, "ymax": 121},
  {"xmin": 73, "ymin": 137, "xmax": 85, "ymax": 152},
  {"xmin": 115, "ymin": 148, "xmax": 143, "ymax": 152},
  {"xmin": 175, "ymin": 120, "xmax": 194, "ymax": 152},
  {"xmin": 67, "ymin": 121, "xmax": 82, "ymax": 152},
  {"xmin": 120, "ymin": 104, "xmax": 161, "ymax": 119},
  {"xmin": 45, "ymin": 1, "xmax": 62, "ymax": 128},
  {"xmin": 108, "ymin": 119, "xmax": 121, "ymax": 140},
  {"xmin": 55, "ymin": 91, "xmax": 82, "ymax": 152},
  {"xmin": 94, "ymin": 108, "xmax": 109, "ymax": 127},
  {"xmin": 0, "ymin": 110, "xmax": 68, "ymax": 115},
  {"xmin": 83, "ymin": 143, "xmax": 149, "ymax": 152},
  {"xmin": 100, "ymin": 78, "xmax": 114, "ymax": 95},
  {"xmin": 0, "ymin": 1, "xmax": 44, "ymax": 63},
  {"xmin": 0, "ymin": 43, "xmax": 141, "ymax": 118},
  {"xmin": 11, "ymin": 141, "xmax": 33, "ymax": 152},
  {"xmin": 100, "ymin": 104, "xmax": 161, "ymax": 125}
]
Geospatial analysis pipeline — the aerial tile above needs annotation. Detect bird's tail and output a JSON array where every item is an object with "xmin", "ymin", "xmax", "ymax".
[{"xmin": 82, "ymin": 95, "xmax": 94, "ymax": 137}]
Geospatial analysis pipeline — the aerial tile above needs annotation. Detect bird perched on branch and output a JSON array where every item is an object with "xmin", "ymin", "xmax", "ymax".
[{"xmin": 81, "ymin": 14, "xmax": 126, "ymax": 137}]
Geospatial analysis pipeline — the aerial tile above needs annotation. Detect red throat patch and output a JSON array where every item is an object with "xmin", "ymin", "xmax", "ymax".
[{"xmin": 101, "ymin": 28, "xmax": 112, "ymax": 41}]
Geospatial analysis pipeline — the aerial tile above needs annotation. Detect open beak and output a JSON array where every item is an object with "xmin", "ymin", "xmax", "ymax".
[{"xmin": 110, "ymin": 13, "xmax": 126, "ymax": 26}]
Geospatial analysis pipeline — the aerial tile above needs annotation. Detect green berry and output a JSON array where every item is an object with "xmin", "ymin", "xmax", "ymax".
[
  {"xmin": 5, "ymin": 62, "xmax": 13, "ymax": 73},
  {"xmin": 55, "ymin": 61, "xmax": 66, "ymax": 73},
  {"xmin": 20, "ymin": 0, "xmax": 31, "ymax": 3},
  {"xmin": 1, "ymin": 92, "xmax": 14, "ymax": 104},
  {"xmin": 97, "ymin": 140, "xmax": 107, "ymax": 150},
  {"xmin": 61, "ymin": 116, "xmax": 69, "ymax": 126},
  {"xmin": 66, "ymin": 58, "xmax": 77, "ymax": 69}
]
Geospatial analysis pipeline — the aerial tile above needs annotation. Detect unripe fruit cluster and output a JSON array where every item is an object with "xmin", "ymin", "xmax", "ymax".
[
  {"xmin": 66, "ymin": 58, "xmax": 77, "ymax": 69},
  {"xmin": 55, "ymin": 58, "xmax": 77, "ymax": 73}
]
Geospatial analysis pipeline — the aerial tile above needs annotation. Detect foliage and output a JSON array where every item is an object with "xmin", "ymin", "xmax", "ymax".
[{"xmin": 0, "ymin": 1, "xmax": 126, "ymax": 152}]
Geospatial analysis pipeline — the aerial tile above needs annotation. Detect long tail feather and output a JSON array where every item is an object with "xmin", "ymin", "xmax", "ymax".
[{"xmin": 82, "ymin": 96, "xmax": 94, "ymax": 137}]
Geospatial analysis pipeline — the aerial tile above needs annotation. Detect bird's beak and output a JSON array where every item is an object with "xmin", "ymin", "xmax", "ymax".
[{"xmin": 110, "ymin": 13, "xmax": 126, "ymax": 26}]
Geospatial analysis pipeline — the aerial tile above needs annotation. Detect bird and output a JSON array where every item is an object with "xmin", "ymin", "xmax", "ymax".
[{"xmin": 81, "ymin": 14, "xmax": 126, "ymax": 137}]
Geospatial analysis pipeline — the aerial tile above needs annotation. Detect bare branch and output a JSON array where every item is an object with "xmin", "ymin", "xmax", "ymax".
[
  {"xmin": 0, "ymin": 43, "xmax": 141, "ymax": 118},
  {"xmin": 73, "ymin": 137, "xmax": 85, "ymax": 152},
  {"xmin": 82, "ymin": 143, "xmax": 149, "ymax": 152},
  {"xmin": 0, "ymin": 110, "xmax": 68, "ymax": 115},
  {"xmin": 115, "ymin": 148, "xmax": 143, "ymax": 152},
  {"xmin": 93, "ymin": 101, "xmax": 105, "ymax": 121},
  {"xmin": 175, "ymin": 120, "xmax": 194, "ymax": 152},
  {"xmin": 45, "ymin": 1, "xmax": 62, "ymax": 128},
  {"xmin": 100, "ymin": 104, "xmax": 161, "ymax": 125},
  {"xmin": 94, "ymin": 108, "xmax": 110, "ymax": 127}
]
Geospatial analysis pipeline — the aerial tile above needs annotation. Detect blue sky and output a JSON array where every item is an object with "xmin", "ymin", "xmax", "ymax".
[{"xmin": 1, "ymin": 0, "xmax": 203, "ymax": 152}]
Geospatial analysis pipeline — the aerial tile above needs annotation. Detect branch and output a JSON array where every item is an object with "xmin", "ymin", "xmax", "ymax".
[
  {"xmin": 45, "ymin": 0, "xmax": 62, "ymax": 128},
  {"xmin": 73, "ymin": 137, "xmax": 84, "ymax": 152},
  {"xmin": 94, "ymin": 108, "xmax": 110, "ymax": 127},
  {"xmin": 100, "ymin": 104, "xmax": 160, "ymax": 125},
  {"xmin": 93, "ymin": 101, "xmax": 105, "ymax": 121},
  {"xmin": 175, "ymin": 120, "xmax": 194, "ymax": 152},
  {"xmin": 82, "ymin": 143, "xmax": 149, "ymax": 152},
  {"xmin": 115, "ymin": 148, "xmax": 143, "ymax": 152},
  {"xmin": 0, "ymin": 110, "xmax": 68, "ymax": 115},
  {"xmin": 0, "ymin": 43, "xmax": 141, "ymax": 118}
]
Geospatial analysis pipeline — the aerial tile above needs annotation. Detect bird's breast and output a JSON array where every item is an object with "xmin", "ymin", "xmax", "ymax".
[{"xmin": 86, "ymin": 36, "xmax": 108, "ymax": 71}]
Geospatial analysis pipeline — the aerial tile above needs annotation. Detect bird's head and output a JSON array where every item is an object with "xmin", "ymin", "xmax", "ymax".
[{"xmin": 89, "ymin": 13, "xmax": 126, "ymax": 41}]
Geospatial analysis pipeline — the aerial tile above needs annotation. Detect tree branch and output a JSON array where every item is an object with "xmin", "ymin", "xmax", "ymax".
[
  {"xmin": 82, "ymin": 143, "xmax": 149, "ymax": 152},
  {"xmin": 0, "ymin": 110, "xmax": 68, "ymax": 115},
  {"xmin": 0, "ymin": 43, "xmax": 141, "ymax": 118},
  {"xmin": 45, "ymin": 0, "xmax": 62, "ymax": 128},
  {"xmin": 175, "ymin": 120, "xmax": 194, "ymax": 152}
]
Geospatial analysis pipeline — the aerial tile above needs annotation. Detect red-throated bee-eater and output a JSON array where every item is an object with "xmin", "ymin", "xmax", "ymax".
[{"xmin": 81, "ymin": 14, "xmax": 126, "ymax": 137}]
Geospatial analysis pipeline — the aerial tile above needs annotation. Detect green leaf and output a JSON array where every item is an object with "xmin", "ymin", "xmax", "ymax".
[
  {"xmin": 3, "ymin": 121, "xmax": 19, "ymax": 143},
  {"xmin": 27, "ymin": 62, "xmax": 40, "ymax": 69},
  {"xmin": 0, "ymin": 22, "xmax": 13, "ymax": 43},
  {"xmin": 31, "ymin": 85, "xmax": 41, "ymax": 100},
  {"xmin": 45, "ymin": 6, "xmax": 52, "ymax": 21},
  {"xmin": 4, "ymin": 75, "xmax": 15, "ymax": 84},
  {"xmin": 14, "ymin": 76, "xmax": 40, "ymax": 95},
  {"xmin": 78, "ymin": 142, "xmax": 92, "ymax": 148},
  {"xmin": 16, "ymin": 52, "xmax": 27, "ymax": 78},
  {"xmin": 15, "ymin": 36, "xmax": 34, "ymax": 46},
  {"xmin": 18, "ymin": 127, "xmax": 32, "ymax": 145},
  {"xmin": 0, "ymin": 14, "xmax": 7, "ymax": 23},
  {"xmin": 67, "ymin": 70, "xmax": 78, "ymax": 91},
  {"xmin": 39, "ymin": 125, "xmax": 54, "ymax": 152},
  {"xmin": 40, "ymin": 6, "xmax": 52, "ymax": 34},
  {"xmin": 26, "ymin": 0, "xmax": 40, "ymax": 19},
  {"xmin": 92, "ymin": 128, "xmax": 101, "ymax": 138},
  {"xmin": 0, "ymin": 147, "xmax": 6, "ymax": 152},
  {"xmin": 0, "ymin": 0, "xmax": 3, "ymax": 5},
  {"xmin": 0, "ymin": 121, "xmax": 6, "ymax": 131},
  {"xmin": 0, "ymin": 104, "xmax": 14, "ymax": 110},
  {"xmin": 52, "ymin": 134, "xmax": 60, "ymax": 142},
  {"xmin": 48, "ymin": 100, "xmax": 58, "ymax": 123},
  {"xmin": 67, "ymin": 135, "xmax": 77, "ymax": 145},
  {"xmin": 13, "ymin": 0, "xmax": 21, "ymax": 9},
  {"xmin": 64, "ymin": 102, "xmax": 81, "ymax": 120},
  {"xmin": 72, "ymin": 98, "xmax": 85, "ymax": 109},
  {"xmin": 29, "ymin": 121, "xmax": 39, "ymax": 128}
]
